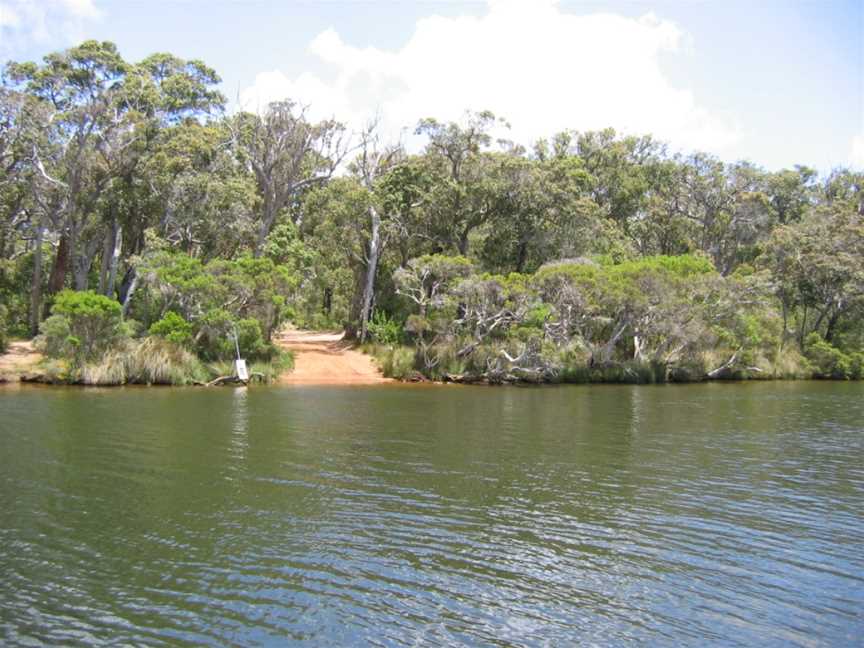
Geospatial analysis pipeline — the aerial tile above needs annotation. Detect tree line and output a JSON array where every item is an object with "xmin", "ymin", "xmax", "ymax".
[{"xmin": 1, "ymin": 41, "xmax": 862, "ymax": 383}]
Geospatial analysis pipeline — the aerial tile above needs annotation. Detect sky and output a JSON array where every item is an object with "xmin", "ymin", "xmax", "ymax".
[{"xmin": 1, "ymin": 0, "xmax": 862, "ymax": 172}]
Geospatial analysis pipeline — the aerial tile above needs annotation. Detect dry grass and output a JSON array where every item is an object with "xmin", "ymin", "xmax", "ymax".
[{"xmin": 81, "ymin": 338, "xmax": 208, "ymax": 385}]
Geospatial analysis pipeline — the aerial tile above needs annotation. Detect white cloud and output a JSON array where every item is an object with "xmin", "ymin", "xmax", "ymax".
[
  {"xmin": 0, "ymin": 0, "xmax": 101, "ymax": 58},
  {"xmin": 58, "ymin": 0, "xmax": 100, "ymax": 19},
  {"xmin": 240, "ymin": 0, "xmax": 739, "ymax": 154},
  {"xmin": 850, "ymin": 134, "xmax": 864, "ymax": 169}
]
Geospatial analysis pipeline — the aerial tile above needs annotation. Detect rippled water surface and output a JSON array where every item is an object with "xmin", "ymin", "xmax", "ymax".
[{"xmin": 1, "ymin": 381, "xmax": 863, "ymax": 646}]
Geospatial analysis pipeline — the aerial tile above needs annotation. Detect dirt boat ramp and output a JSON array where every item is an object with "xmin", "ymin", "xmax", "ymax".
[{"xmin": 274, "ymin": 329, "xmax": 390, "ymax": 385}]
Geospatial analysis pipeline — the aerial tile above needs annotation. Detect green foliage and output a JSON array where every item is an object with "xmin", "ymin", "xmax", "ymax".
[
  {"xmin": 35, "ymin": 315, "xmax": 72, "ymax": 358},
  {"xmin": 39, "ymin": 290, "xmax": 126, "ymax": 363},
  {"xmin": 364, "ymin": 344, "xmax": 417, "ymax": 379},
  {"xmin": 0, "ymin": 254, "xmax": 41, "ymax": 336},
  {"xmin": 3, "ymin": 40, "xmax": 863, "ymax": 386},
  {"xmin": 135, "ymin": 251, "xmax": 297, "ymax": 360},
  {"xmin": 804, "ymin": 333, "xmax": 854, "ymax": 379},
  {"xmin": 367, "ymin": 310, "xmax": 403, "ymax": 345},
  {"xmin": 148, "ymin": 311, "xmax": 193, "ymax": 344},
  {"xmin": 194, "ymin": 313, "xmax": 273, "ymax": 362}
]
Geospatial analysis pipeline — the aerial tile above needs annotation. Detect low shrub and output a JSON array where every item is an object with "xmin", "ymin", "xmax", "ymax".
[
  {"xmin": 195, "ymin": 311, "xmax": 277, "ymax": 362},
  {"xmin": 38, "ymin": 290, "xmax": 126, "ymax": 364},
  {"xmin": 34, "ymin": 314, "xmax": 73, "ymax": 358},
  {"xmin": 363, "ymin": 344, "xmax": 416, "ymax": 379},
  {"xmin": 367, "ymin": 310, "xmax": 403, "ymax": 345},
  {"xmin": 804, "ymin": 333, "xmax": 853, "ymax": 379},
  {"xmin": 148, "ymin": 312, "xmax": 193, "ymax": 344}
]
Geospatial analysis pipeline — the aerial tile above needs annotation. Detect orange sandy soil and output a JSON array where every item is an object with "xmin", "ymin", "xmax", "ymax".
[
  {"xmin": 273, "ymin": 328, "xmax": 391, "ymax": 385},
  {"xmin": 0, "ymin": 340, "xmax": 42, "ymax": 381}
]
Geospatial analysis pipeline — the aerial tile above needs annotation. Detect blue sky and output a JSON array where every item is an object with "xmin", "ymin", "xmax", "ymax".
[{"xmin": 2, "ymin": 0, "xmax": 862, "ymax": 172}]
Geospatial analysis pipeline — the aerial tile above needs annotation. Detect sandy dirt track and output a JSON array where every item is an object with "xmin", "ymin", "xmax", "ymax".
[{"xmin": 274, "ymin": 329, "xmax": 390, "ymax": 385}]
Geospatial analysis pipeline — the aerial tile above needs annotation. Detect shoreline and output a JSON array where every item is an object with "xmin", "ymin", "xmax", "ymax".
[{"xmin": 4, "ymin": 332, "xmax": 861, "ymax": 389}]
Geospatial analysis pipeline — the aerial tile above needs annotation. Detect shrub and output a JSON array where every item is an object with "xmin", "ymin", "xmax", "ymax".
[
  {"xmin": 363, "ymin": 344, "xmax": 416, "ymax": 379},
  {"xmin": 35, "ymin": 314, "xmax": 73, "ymax": 358},
  {"xmin": 149, "ymin": 312, "xmax": 193, "ymax": 344},
  {"xmin": 367, "ymin": 310, "xmax": 402, "ymax": 345},
  {"xmin": 804, "ymin": 333, "xmax": 852, "ymax": 379},
  {"xmin": 849, "ymin": 352, "xmax": 864, "ymax": 380},
  {"xmin": 195, "ymin": 310, "xmax": 274, "ymax": 361},
  {"xmin": 43, "ymin": 290, "xmax": 126, "ymax": 363}
]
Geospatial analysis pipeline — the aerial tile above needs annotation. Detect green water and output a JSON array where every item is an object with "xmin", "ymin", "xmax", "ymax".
[{"xmin": 1, "ymin": 381, "xmax": 862, "ymax": 646}]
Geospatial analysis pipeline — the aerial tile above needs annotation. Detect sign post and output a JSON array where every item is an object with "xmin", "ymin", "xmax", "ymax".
[
  {"xmin": 235, "ymin": 358, "xmax": 249, "ymax": 382},
  {"xmin": 230, "ymin": 324, "xmax": 248, "ymax": 384}
]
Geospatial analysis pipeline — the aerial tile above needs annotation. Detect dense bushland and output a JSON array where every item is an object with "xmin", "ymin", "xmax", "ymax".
[{"xmin": 1, "ymin": 42, "xmax": 862, "ymax": 384}]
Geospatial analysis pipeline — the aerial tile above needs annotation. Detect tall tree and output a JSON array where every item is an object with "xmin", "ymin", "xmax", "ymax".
[{"xmin": 230, "ymin": 101, "xmax": 347, "ymax": 256}]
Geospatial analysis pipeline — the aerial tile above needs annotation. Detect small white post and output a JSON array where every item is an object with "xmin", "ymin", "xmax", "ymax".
[
  {"xmin": 235, "ymin": 358, "xmax": 249, "ymax": 382},
  {"xmin": 230, "ymin": 324, "xmax": 248, "ymax": 383}
]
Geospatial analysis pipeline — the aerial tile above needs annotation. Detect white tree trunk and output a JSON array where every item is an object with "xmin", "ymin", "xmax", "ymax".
[
  {"xmin": 106, "ymin": 224, "xmax": 122, "ymax": 298},
  {"xmin": 359, "ymin": 205, "xmax": 382, "ymax": 343}
]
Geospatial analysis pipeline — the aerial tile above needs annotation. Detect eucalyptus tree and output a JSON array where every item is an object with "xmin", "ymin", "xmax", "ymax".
[
  {"xmin": 765, "ymin": 166, "xmax": 817, "ymax": 224},
  {"xmin": 761, "ymin": 198, "xmax": 864, "ymax": 346},
  {"xmin": 3, "ymin": 42, "xmax": 225, "ymax": 306},
  {"xmin": 230, "ymin": 100, "xmax": 348, "ymax": 256},
  {"xmin": 0, "ymin": 87, "xmax": 52, "ymax": 333},
  {"xmin": 575, "ymin": 128, "xmax": 664, "ymax": 231},
  {"xmin": 351, "ymin": 126, "xmax": 403, "ymax": 341},
  {"xmin": 414, "ymin": 110, "xmax": 503, "ymax": 254},
  {"xmin": 478, "ymin": 148, "xmax": 605, "ymax": 273},
  {"xmin": 4, "ymin": 41, "xmax": 129, "ymax": 294}
]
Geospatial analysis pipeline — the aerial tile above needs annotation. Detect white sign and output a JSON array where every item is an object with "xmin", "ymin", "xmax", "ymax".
[{"xmin": 235, "ymin": 359, "xmax": 249, "ymax": 381}]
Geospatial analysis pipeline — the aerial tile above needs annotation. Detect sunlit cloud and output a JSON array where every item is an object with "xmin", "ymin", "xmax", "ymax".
[
  {"xmin": 240, "ymin": 0, "xmax": 740, "ymax": 154},
  {"xmin": 0, "ymin": 0, "xmax": 102, "ymax": 59}
]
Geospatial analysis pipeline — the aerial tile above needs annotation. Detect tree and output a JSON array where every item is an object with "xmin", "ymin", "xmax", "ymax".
[
  {"xmin": 4, "ymin": 42, "xmax": 225, "ymax": 310},
  {"xmin": 414, "ymin": 111, "xmax": 503, "ymax": 254},
  {"xmin": 761, "ymin": 203, "xmax": 864, "ymax": 346},
  {"xmin": 231, "ymin": 101, "xmax": 348, "ymax": 255}
]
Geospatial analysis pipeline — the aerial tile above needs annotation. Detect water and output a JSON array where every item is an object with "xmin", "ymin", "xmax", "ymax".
[{"xmin": 1, "ymin": 381, "xmax": 862, "ymax": 646}]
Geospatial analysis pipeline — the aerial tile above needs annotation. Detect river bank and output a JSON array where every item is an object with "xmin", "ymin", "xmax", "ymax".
[
  {"xmin": 0, "ymin": 329, "xmax": 389, "ymax": 387},
  {"xmin": 4, "ymin": 330, "xmax": 861, "ymax": 388}
]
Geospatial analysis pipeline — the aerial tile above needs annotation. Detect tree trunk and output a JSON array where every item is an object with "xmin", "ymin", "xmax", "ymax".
[
  {"xmin": 358, "ymin": 206, "xmax": 382, "ymax": 343},
  {"xmin": 798, "ymin": 306, "xmax": 808, "ymax": 347},
  {"xmin": 323, "ymin": 287, "xmax": 332, "ymax": 316},
  {"xmin": 29, "ymin": 224, "xmax": 44, "ymax": 337},
  {"xmin": 73, "ymin": 251, "xmax": 91, "ymax": 291},
  {"xmin": 599, "ymin": 320, "xmax": 628, "ymax": 364},
  {"xmin": 121, "ymin": 271, "xmax": 138, "ymax": 318},
  {"xmin": 73, "ymin": 232, "xmax": 103, "ymax": 291},
  {"xmin": 515, "ymin": 240, "xmax": 528, "ymax": 274},
  {"xmin": 633, "ymin": 333, "xmax": 645, "ymax": 362},
  {"xmin": 106, "ymin": 223, "xmax": 122, "ymax": 298},
  {"xmin": 254, "ymin": 200, "xmax": 277, "ymax": 257},
  {"xmin": 46, "ymin": 231, "xmax": 70, "ymax": 296},
  {"xmin": 825, "ymin": 311, "xmax": 840, "ymax": 344},
  {"xmin": 98, "ymin": 222, "xmax": 114, "ymax": 295},
  {"xmin": 457, "ymin": 226, "xmax": 470, "ymax": 256}
]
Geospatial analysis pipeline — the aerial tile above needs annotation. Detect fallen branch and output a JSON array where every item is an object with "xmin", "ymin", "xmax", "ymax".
[
  {"xmin": 204, "ymin": 371, "xmax": 266, "ymax": 387},
  {"xmin": 706, "ymin": 348, "xmax": 741, "ymax": 378}
]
